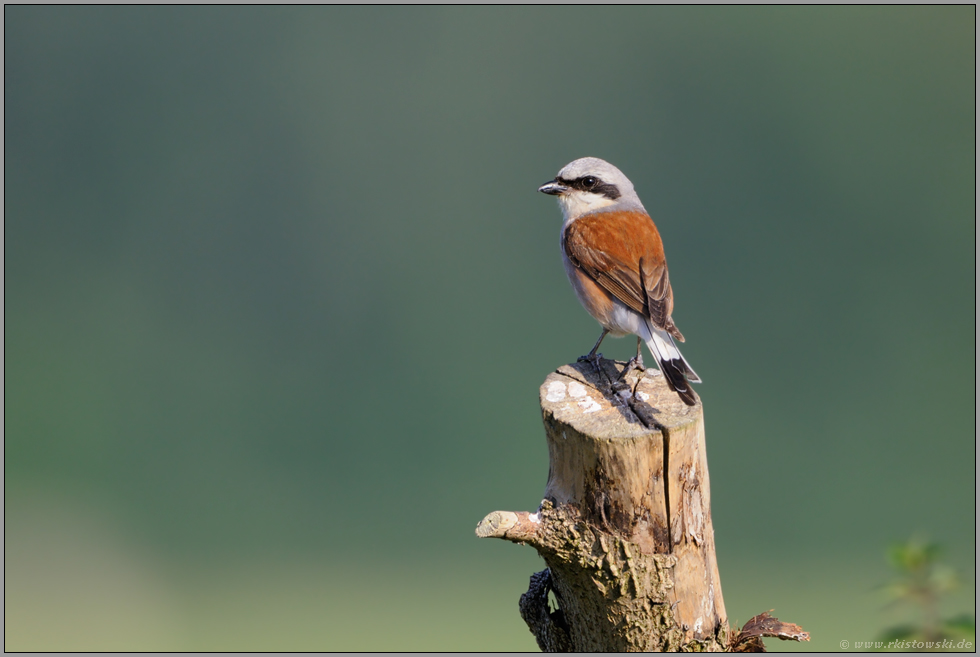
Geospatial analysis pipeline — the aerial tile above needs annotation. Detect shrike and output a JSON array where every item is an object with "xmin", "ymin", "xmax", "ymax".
[{"xmin": 539, "ymin": 157, "xmax": 700, "ymax": 406}]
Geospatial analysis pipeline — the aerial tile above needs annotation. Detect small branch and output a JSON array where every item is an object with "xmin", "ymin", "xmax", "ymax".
[{"xmin": 475, "ymin": 510, "xmax": 542, "ymax": 544}]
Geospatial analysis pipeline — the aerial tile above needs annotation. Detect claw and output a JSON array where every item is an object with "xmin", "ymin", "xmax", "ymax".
[
  {"xmin": 619, "ymin": 356, "xmax": 642, "ymax": 380},
  {"xmin": 618, "ymin": 355, "xmax": 648, "ymax": 400},
  {"xmin": 623, "ymin": 354, "xmax": 645, "ymax": 373},
  {"xmin": 577, "ymin": 352, "xmax": 604, "ymax": 374}
]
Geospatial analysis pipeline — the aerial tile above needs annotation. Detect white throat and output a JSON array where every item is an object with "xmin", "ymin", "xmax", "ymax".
[{"xmin": 558, "ymin": 190, "xmax": 617, "ymax": 224}]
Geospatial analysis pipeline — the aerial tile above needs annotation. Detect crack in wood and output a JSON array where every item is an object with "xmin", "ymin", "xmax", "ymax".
[{"xmin": 663, "ymin": 427, "xmax": 673, "ymax": 555}]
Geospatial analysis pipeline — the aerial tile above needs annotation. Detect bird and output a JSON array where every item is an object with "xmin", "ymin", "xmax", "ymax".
[{"xmin": 538, "ymin": 157, "xmax": 700, "ymax": 406}]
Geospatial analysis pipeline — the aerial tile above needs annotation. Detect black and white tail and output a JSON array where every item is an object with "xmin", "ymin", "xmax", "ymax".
[{"xmin": 644, "ymin": 322, "xmax": 701, "ymax": 406}]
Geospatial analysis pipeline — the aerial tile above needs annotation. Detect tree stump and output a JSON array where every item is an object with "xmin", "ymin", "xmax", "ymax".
[
  {"xmin": 478, "ymin": 359, "xmax": 810, "ymax": 651},
  {"xmin": 478, "ymin": 358, "xmax": 727, "ymax": 651}
]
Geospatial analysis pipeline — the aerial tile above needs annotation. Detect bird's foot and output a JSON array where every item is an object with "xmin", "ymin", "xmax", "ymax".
[
  {"xmin": 618, "ymin": 355, "xmax": 645, "ymax": 381},
  {"xmin": 618, "ymin": 356, "xmax": 648, "ymax": 399},
  {"xmin": 624, "ymin": 353, "xmax": 646, "ymax": 372},
  {"xmin": 577, "ymin": 351, "xmax": 604, "ymax": 374},
  {"xmin": 630, "ymin": 372, "xmax": 648, "ymax": 402}
]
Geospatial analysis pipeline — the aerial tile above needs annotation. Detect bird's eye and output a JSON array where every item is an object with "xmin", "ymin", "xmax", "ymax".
[{"xmin": 582, "ymin": 176, "xmax": 597, "ymax": 188}]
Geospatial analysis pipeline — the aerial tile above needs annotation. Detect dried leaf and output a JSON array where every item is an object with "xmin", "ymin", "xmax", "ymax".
[{"xmin": 731, "ymin": 611, "xmax": 810, "ymax": 652}]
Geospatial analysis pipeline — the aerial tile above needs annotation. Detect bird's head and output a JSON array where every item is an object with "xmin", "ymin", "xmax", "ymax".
[{"xmin": 538, "ymin": 157, "xmax": 644, "ymax": 222}]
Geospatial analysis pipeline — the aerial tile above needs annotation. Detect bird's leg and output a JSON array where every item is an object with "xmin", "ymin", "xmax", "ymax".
[
  {"xmin": 580, "ymin": 328, "xmax": 609, "ymax": 360},
  {"xmin": 620, "ymin": 337, "xmax": 648, "ymax": 396},
  {"xmin": 628, "ymin": 336, "xmax": 645, "ymax": 371},
  {"xmin": 577, "ymin": 328, "xmax": 609, "ymax": 372},
  {"xmin": 620, "ymin": 337, "xmax": 646, "ymax": 377}
]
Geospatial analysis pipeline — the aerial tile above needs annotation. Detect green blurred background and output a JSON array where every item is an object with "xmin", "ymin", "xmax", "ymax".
[{"xmin": 5, "ymin": 6, "xmax": 975, "ymax": 651}]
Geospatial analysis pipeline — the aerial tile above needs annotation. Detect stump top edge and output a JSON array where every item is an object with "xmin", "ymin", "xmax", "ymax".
[{"xmin": 540, "ymin": 359, "xmax": 702, "ymax": 438}]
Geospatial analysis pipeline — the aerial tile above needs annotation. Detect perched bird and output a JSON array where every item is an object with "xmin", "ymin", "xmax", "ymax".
[{"xmin": 539, "ymin": 157, "xmax": 700, "ymax": 405}]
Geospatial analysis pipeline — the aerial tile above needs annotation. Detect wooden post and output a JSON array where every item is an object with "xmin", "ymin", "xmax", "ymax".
[{"xmin": 477, "ymin": 359, "xmax": 810, "ymax": 651}]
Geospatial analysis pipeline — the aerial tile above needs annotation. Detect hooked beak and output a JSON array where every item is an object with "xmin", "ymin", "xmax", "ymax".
[{"xmin": 538, "ymin": 179, "xmax": 568, "ymax": 196}]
